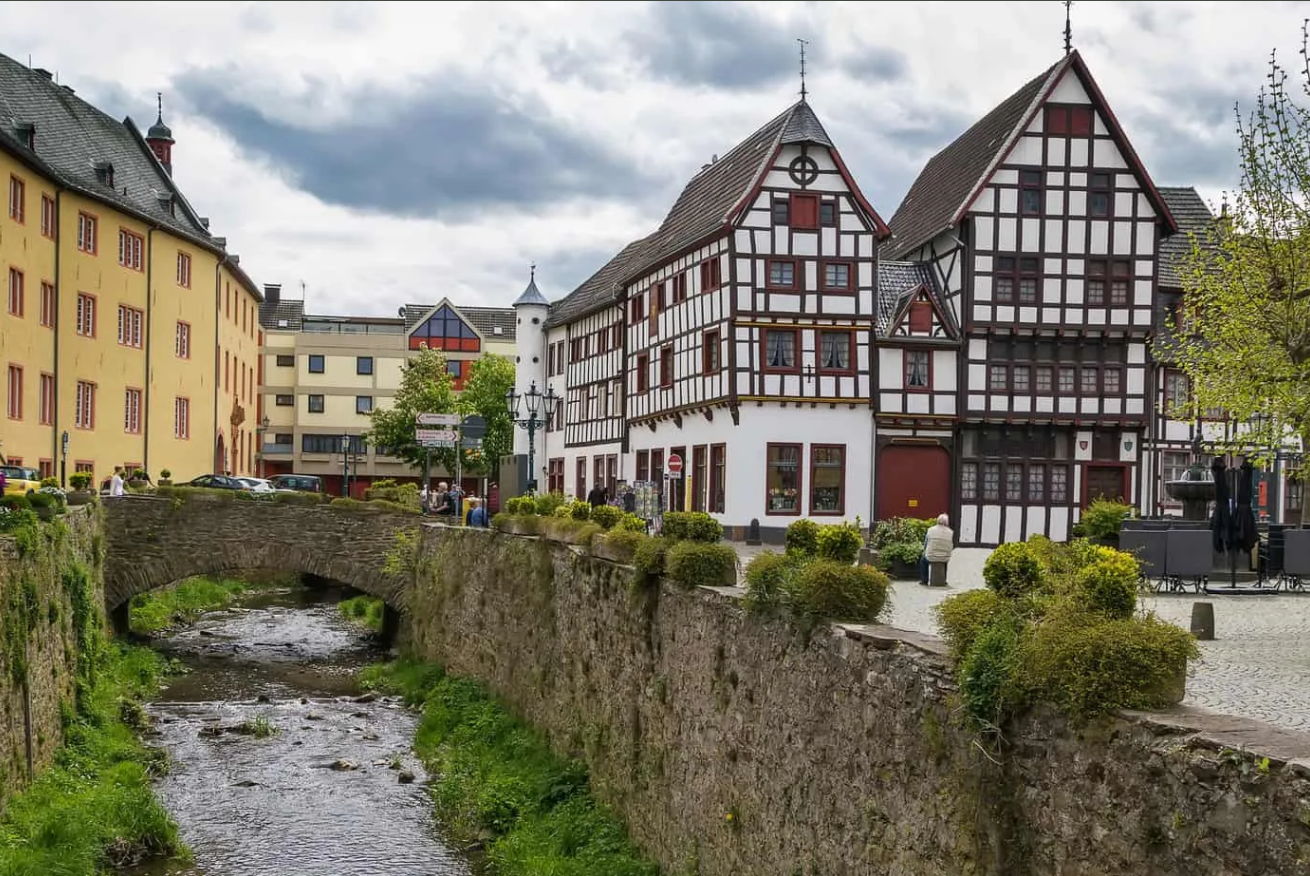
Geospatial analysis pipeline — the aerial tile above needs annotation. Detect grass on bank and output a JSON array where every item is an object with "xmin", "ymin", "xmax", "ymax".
[
  {"xmin": 338, "ymin": 595, "xmax": 385, "ymax": 634},
  {"xmin": 129, "ymin": 575, "xmax": 253, "ymax": 635},
  {"xmin": 0, "ymin": 644, "xmax": 187, "ymax": 876},
  {"xmin": 360, "ymin": 659, "xmax": 658, "ymax": 876}
]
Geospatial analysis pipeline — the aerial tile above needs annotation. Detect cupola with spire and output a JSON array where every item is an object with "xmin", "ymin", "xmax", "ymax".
[{"xmin": 145, "ymin": 92, "xmax": 175, "ymax": 176}]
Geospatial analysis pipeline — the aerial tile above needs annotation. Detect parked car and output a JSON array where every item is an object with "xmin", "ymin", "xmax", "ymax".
[
  {"xmin": 268, "ymin": 474, "xmax": 324, "ymax": 494},
  {"xmin": 236, "ymin": 477, "xmax": 276, "ymax": 493},
  {"xmin": 184, "ymin": 474, "xmax": 247, "ymax": 491},
  {"xmin": 1, "ymin": 465, "xmax": 41, "ymax": 496}
]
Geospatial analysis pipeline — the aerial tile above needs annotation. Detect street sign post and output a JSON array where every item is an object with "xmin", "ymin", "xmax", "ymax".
[
  {"xmin": 417, "ymin": 428, "xmax": 458, "ymax": 449},
  {"xmin": 416, "ymin": 412, "xmax": 460, "ymax": 427},
  {"xmin": 666, "ymin": 453, "xmax": 683, "ymax": 478}
]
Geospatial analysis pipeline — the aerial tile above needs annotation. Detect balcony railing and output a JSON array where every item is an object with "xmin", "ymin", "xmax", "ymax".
[{"xmin": 262, "ymin": 443, "xmax": 294, "ymax": 456}]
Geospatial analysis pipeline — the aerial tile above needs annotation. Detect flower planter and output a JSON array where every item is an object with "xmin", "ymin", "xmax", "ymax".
[
  {"xmin": 66, "ymin": 490, "xmax": 94, "ymax": 506},
  {"xmin": 497, "ymin": 517, "xmax": 539, "ymax": 536},
  {"xmin": 591, "ymin": 538, "xmax": 636, "ymax": 564},
  {"xmin": 886, "ymin": 560, "xmax": 920, "ymax": 581},
  {"xmin": 128, "ymin": 479, "xmax": 148, "ymax": 490},
  {"xmin": 158, "ymin": 479, "xmax": 173, "ymax": 487},
  {"xmin": 34, "ymin": 505, "xmax": 57, "ymax": 521}
]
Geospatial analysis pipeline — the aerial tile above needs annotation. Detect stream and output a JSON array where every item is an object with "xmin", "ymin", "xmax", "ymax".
[{"xmin": 128, "ymin": 587, "xmax": 474, "ymax": 876}]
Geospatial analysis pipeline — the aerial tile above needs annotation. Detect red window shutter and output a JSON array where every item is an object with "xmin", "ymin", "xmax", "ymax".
[
  {"xmin": 791, "ymin": 194, "xmax": 819, "ymax": 230},
  {"xmin": 1044, "ymin": 105, "xmax": 1068, "ymax": 135},
  {"xmin": 1070, "ymin": 106, "xmax": 1093, "ymax": 136},
  {"xmin": 908, "ymin": 300, "xmax": 932, "ymax": 333}
]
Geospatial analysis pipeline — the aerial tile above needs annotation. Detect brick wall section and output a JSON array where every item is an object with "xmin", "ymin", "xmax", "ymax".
[
  {"xmin": 0, "ymin": 508, "xmax": 105, "ymax": 810},
  {"xmin": 102, "ymin": 496, "xmax": 419, "ymax": 610},
  {"xmin": 406, "ymin": 527, "xmax": 1310, "ymax": 876}
]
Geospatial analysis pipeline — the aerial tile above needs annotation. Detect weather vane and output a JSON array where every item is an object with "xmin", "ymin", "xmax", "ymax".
[
  {"xmin": 797, "ymin": 38, "xmax": 809, "ymax": 101},
  {"xmin": 530, "ymin": 262, "xmax": 536, "ymax": 282},
  {"xmin": 1063, "ymin": 0, "xmax": 1073, "ymax": 55}
]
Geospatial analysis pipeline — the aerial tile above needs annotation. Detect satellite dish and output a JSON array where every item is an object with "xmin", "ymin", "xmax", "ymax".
[{"xmin": 397, "ymin": 306, "xmax": 406, "ymax": 317}]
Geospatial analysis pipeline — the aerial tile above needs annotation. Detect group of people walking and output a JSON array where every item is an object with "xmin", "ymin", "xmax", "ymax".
[{"xmin": 420, "ymin": 481, "xmax": 489, "ymax": 527}]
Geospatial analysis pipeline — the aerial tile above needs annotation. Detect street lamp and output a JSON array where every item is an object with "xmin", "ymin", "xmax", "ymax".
[
  {"xmin": 256, "ymin": 415, "xmax": 270, "ymax": 479},
  {"xmin": 340, "ymin": 434, "xmax": 352, "ymax": 498},
  {"xmin": 506, "ymin": 381, "xmax": 559, "ymax": 495}
]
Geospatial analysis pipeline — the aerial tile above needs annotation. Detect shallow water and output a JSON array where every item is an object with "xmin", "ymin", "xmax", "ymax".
[{"xmin": 129, "ymin": 588, "xmax": 472, "ymax": 876}]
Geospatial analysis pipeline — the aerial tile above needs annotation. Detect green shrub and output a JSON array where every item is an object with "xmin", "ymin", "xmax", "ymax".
[
  {"xmin": 491, "ymin": 512, "xmax": 515, "ymax": 530},
  {"xmin": 589, "ymin": 505, "xmax": 622, "ymax": 530},
  {"xmin": 1022, "ymin": 611, "xmax": 1199, "ymax": 719},
  {"xmin": 785, "ymin": 519, "xmax": 820, "ymax": 557},
  {"xmin": 1, "ymin": 494, "xmax": 33, "ymax": 511},
  {"xmin": 272, "ymin": 490, "xmax": 323, "ymax": 506},
  {"xmin": 533, "ymin": 492, "xmax": 568, "ymax": 516},
  {"xmin": 331, "ymin": 497, "xmax": 404, "ymax": 512},
  {"xmin": 552, "ymin": 503, "xmax": 574, "ymax": 519},
  {"xmin": 933, "ymin": 589, "xmax": 1008, "ymax": 664},
  {"xmin": 1074, "ymin": 548, "xmax": 1140, "ymax": 619},
  {"xmin": 159, "ymin": 468, "xmax": 172, "ymax": 479},
  {"xmin": 68, "ymin": 472, "xmax": 93, "ymax": 491},
  {"xmin": 0, "ymin": 506, "xmax": 37, "ymax": 535},
  {"xmin": 958, "ymin": 612, "xmax": 1027, "ymax": 729},
  {"xmin": 877, "ymin": 539, "xmax": 924, "ymax": 568},
  {"xmin": 787, "ymin": 560, "xmax": 889, "ymax": 623},
  {"xmin": 39, "ymin": 477, "xmax": 59, "ymax": 489},
  {"xmin": 983, "ymin": 541, "xmax": 1043, "ymax": 598},
  {"xmin": 617, "ymin": 513, "xmax": 647, "ymax": 533},
  {"xmin": 569, "ymin": 502, "xmax": 592, "ymax": 522},
  {"xmin": 632, "ymin": 538, "xmax": 668, "ymax": 582},
  {"xmin": 1072, "ymin": 497, "xmax": 1134, "ymax": 541},
  {"xmin": 742, "ymin": 551, "xmax": 795, "ymax": 609},
  {"xmin": 592, "ymin": 529, "xmax": 646, "ymax": 563},
  {"xmin": 816, "ymin": 523, "xmax": 862, "ymax": 564},
  {"xmin": 372, "ymin": 478, "xmax": 398, "ymax": 489},
  {"xmin": 870, "ymin": 517, "xmax": 933, "ymax": 549},
  {"xmin": 660, "ymin": 511, "xmax": 723, "ymax": 542},
  {"xmin": 503, "ymin": 496, "xmax": 533, "ymax": 515},
  {"xmin": 663, "ymin": 541, "xmax": 738, "ymax": 589},
  {"xmin": 26, "ymin": 491, "xmax": 56, "ymax": 510}
]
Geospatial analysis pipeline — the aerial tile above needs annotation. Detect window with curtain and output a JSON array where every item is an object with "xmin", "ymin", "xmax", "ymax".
[
  {"xmin": 810, "ymin": 445, "xmax": 845, "ymax": 514},
  {"xmin": 765, "ymin": 330, "xmax": 796, "ymax": 369},
  {"xmin": 905, "ymin": 350, "xmax": 929, "ymax": 388},
  {"xmin": 766, "ymin": 444, "xmax": 801, "ymax": 514},
  {"xmin": 819, "ymin": 332, "xmax": 851, "ymax": 371}
]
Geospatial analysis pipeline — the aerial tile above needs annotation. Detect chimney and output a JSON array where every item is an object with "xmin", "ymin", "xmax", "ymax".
[{"xmin": 264, "ymin": 284, "xmax": 282, "ymax": 304}]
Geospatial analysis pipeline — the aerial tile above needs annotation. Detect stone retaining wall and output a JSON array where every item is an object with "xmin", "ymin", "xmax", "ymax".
[
  {"xmin": 405, "ymin": 527, "xmax": 1310, "ymax": 876},
  {"xmin": 0, "ymin": 508, "xmax": 105, "ymax": 810}
]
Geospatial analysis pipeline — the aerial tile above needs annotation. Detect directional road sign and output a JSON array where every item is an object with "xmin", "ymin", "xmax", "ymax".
[{"xmin": 416, "ymin": 412, "xmax": 460, "ymax": 427}]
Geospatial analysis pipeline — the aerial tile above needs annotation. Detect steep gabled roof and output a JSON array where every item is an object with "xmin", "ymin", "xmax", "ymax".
[
  {"xmin": 1156, "ymin": 186, "xmax": 1215, "ymax": 290},
  {"xmin": 886, "ymin": 50, "xmax": 1177, "ymax": 260},
  {"xmin": 512, "ymin": 274, "xmax": 549, "ymax": 307},
  {"xmin": 618, "ymin": 100, "xmax": 889, "ymax": 285},
  {"xmin": 876, "ymin": 261, "xmax": 958, "ymax": 338},
  {"xmin": 0, "ymin": 52, "xmax": 214, "ymax": 247},
  {"xmin": 545, "ymin": 234, "xmax": 656, "ymax": 328}
]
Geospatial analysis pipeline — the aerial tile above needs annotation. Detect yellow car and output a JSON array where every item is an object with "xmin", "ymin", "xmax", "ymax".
[{"xmin": 1, "ymin": 465, "xmax": 42, "ymax": 496}]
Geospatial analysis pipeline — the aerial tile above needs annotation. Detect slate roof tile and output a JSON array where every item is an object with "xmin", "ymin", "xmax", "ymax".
[
  {"xmin": 1156, "ymin": 186, "xmax": 1215, "ymax": 291},
  {"xmin": 876, "ymin": 261, "xmax": 958, "ymax": 338}
]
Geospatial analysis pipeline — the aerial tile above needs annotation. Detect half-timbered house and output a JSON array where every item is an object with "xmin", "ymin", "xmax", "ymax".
[{"xmin": 884, "ymin": 50, "xmax": 1179, "ymax": 545}]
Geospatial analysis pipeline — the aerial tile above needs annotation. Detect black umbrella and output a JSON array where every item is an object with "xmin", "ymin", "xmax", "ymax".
[
  {"xmin": 1234, "ymin": 459, "xmax": 1259, "ymax": 552},
  {"xmin": 1210, "ymin": 458, "xmax": 1232, "ymax": 553}
]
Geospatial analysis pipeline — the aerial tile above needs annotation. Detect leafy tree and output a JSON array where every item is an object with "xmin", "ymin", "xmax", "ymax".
[
  {"xmin": 456, "ymin": 354, "xmax": 515, "ymax": 477},
  {"xmin": 1168, "ymin": 24, "xmax": 1310, "ymax": 498},
  {"xmin": 365, "ymin": 345, "xmax": 457, "ymax": 473}
]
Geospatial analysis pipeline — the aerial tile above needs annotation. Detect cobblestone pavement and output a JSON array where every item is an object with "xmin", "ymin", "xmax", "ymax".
[{"xmin": 731, "ymin": 543, "xmax": 1310, "ymax": 734}]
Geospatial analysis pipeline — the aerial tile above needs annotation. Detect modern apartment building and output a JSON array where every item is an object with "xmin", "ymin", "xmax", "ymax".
[
  {"xmin": 0, "ymin": 53, "xmax": 263, "ymax": 486},
  {"xmin": 258, "ymin": 290, "xmax": 515, "ymax": 495}
]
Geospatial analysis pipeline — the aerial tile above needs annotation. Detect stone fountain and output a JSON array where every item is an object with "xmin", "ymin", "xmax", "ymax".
[{"xmin": 1164, "ymin": 464, "xmax": 1216, "ymax": 521}]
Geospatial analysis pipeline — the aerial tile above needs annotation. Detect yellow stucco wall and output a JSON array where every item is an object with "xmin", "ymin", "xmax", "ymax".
[{"xmin": 0, "ymin": 150, "xmax": 262, "ymax": 486}]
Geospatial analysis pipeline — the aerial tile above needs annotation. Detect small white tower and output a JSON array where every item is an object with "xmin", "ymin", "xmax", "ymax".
[{"xmin": 511, "ymin": 266, "xmax": 550, "ymax": 457}]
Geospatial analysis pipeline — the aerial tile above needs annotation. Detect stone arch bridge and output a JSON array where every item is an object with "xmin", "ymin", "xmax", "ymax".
[{"xmin": 102, "ymin": 495, "xmax": 421, "ymax": 635}]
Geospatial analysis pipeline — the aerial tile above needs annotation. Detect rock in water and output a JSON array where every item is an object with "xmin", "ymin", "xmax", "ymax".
[
  {"xmin": 398, "ymin": 770, "xmax": 416, "ymax": 784},
  {"xmin": 330, "ymin": 759, "xmax": 358, "ymax": 771},
  {"xmin": 353, "ymin": 692, "xmax": 378, "ymax": 704}
]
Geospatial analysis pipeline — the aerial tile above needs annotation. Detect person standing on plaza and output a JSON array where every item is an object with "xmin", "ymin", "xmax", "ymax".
[
  {"xmin": 109, "ymin": 466, "xmax": 126, "ymax": 498},
  {"xmin": 922, "ymin": 514, "xmax": 955, "ymax": 587}
]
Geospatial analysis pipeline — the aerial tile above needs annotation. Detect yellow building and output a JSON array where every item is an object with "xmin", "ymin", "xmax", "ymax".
[
  {"xmin": 257, "ymin": 293, "xmax": 516, "ymax": 495},
  {"xmin": 0, "ymin": 55, "xmax": 263, "ymax": 486}
]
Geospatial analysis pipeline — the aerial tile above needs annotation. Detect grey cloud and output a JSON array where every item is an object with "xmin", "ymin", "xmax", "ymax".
[
  {"xmin": 837, "ymin": 46, "xmax": 909, "ymax": 83},
  {"xmin": 171, "ymin": 68, "xmax": 654, "ymax": 219},
  {"xmin": 627, "ymin": 1, "xmax": 804, "ymax": 91}
]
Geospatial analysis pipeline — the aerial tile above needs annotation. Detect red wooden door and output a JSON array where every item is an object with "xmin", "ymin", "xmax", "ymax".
[
  {"xmin": 1084, "ymin": 465, "xmax": 1127, "ymax": 505},
  {"xmin": 876, "ymin": 446, "xmax": 951, "ymax": 520}
]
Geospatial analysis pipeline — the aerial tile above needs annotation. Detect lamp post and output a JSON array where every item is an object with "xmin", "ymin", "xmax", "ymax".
[
  {"xmin": 506, "ymin": 381, "xmax": 559, "ymax": 495},
  {"xmin": 340, "ymin": 434, "xmax": 352, "ymax": 498},
  {"xmin": 256, "ymin": 415, "xmax": 270, "ymax": 479},
  {"xmin": 60, "ymin": 430, "xmax": 69, "ymax": 489}
]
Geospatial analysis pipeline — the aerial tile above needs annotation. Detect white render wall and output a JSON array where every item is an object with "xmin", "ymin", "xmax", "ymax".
[{"xmin": 512, "ymin": 302, "xmax": 549, "ymax": 457}]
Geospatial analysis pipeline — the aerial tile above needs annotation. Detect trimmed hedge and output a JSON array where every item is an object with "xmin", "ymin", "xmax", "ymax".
[
  {"xmin": 982, "ymin": 541, "xmax": 1043, "ymax": 598},
  {"xmin": 660, "ymin": 511, "xmax": 722, "ymax": 543},
  {"xmin": 742, "ymin": 551, "xmax": 890, "ymax": 626},
  {"xmin": 663, "ymin": 541, "xmax": 738, "ymax": 589}
]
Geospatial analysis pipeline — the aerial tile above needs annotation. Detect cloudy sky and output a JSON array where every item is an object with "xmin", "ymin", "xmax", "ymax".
[{"xmin": 3, "ymin": 1, "xmax": 1304, "ymax": 316}]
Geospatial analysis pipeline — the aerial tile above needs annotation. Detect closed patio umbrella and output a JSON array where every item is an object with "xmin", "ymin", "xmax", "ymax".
[
  {"xmin": 1210, "ymin": 458, "xmax": 1232, "ymax": 553},
  {"xmin": 1234, "ymin": 459, "xmax": 1259, "ymax": 552}
]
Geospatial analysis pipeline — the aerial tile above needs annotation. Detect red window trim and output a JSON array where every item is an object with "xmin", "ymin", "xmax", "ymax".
[
  {"xmin": 816, "ymin": 330, "xmax": 856, "ymax": 376},
  {"xmin": 659, "ymin": 343, "xmax": 674, "ymax": 388},
  {"xmin": 765, "ymin": 442, "xmax": 803, "ymax": 517},
  {"xmin": 636, "ymin": 449, "xmax": 650, "ymax": 483},
  {"xmin": 76, "ymin": 292, "xmax": 97, "ymax": 338},
  {"xmin": 904, "ymin": 348, "xmax": 932, "ymax": 393},
  {"xmin": 819, "ymin": 259, "xmax": 854, "ymax": 293},
  {"xmin": 6, "ymin": 363, "xmax": 23, "ymax": 420},
  {"xmin": 709, "ymin": 443, "xmax": 727, "ymax": 514},
  {"xmin": 77, "ymin": 210, "xmax": 99, "ymax": 254},
  {"xmin": 123, "ymin": 385, "xmax": 143, "ymax": 434},
  {"xmin": 764, "ymin": 258, "xmax": 798, "ymax": 291},
  {"xmin": 636, "ymin": 353, "xmax": 650, "ymax": 393},
  {"xmin": 790, "ymin": 193, "xmax": 820, "ymax": 230},
  {"xmin": 672, "ymin": 273, "xmax": 688, "ymax": 304},
  {"xmin": 701, "ymin": 330, "xmax": 720, "ymax": 375},
  {"xmin": 699, "ymin": 257, "xmax": 722, "ymax": 292},
  {"xmin": 760, "ymin": 328, "xmax": 801, "ymax": 374},
  {"xmin": 809, "ymin": 443, "xmax": 847, "ymax": 517},
  {"xmin": 40, "ymin": 194, "xmax": 55, "ymax": 239}
]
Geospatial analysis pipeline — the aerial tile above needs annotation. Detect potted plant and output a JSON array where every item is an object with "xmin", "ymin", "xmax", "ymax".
[
  {"xmin": 27, "ymin": 490, "xmax": 58, "ymax": 521},
  {"xmin": 159, "ymin": 468, "xmax": 173, "ymax": 486},
  {"xmin": 67, "ymin": 472, "xmax": 95, "ymax": 505},
  {"xmin": 128, "ymin": 468, "xmax": 149, "ymax": 489}
]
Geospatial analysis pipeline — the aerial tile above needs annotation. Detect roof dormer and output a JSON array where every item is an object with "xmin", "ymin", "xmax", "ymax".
[
  {"xmin": 94, "ymin": 160, "xmax": 114, "ymax": 188},
  {"xmin": 14, "ymin": 122, "xmax": 35, "ymax": 151}
]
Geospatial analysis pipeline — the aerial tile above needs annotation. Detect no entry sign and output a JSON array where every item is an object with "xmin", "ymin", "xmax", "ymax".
[{"xmin": 666, "ymin": 453, "xmax": 683, "ymax": 477}]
